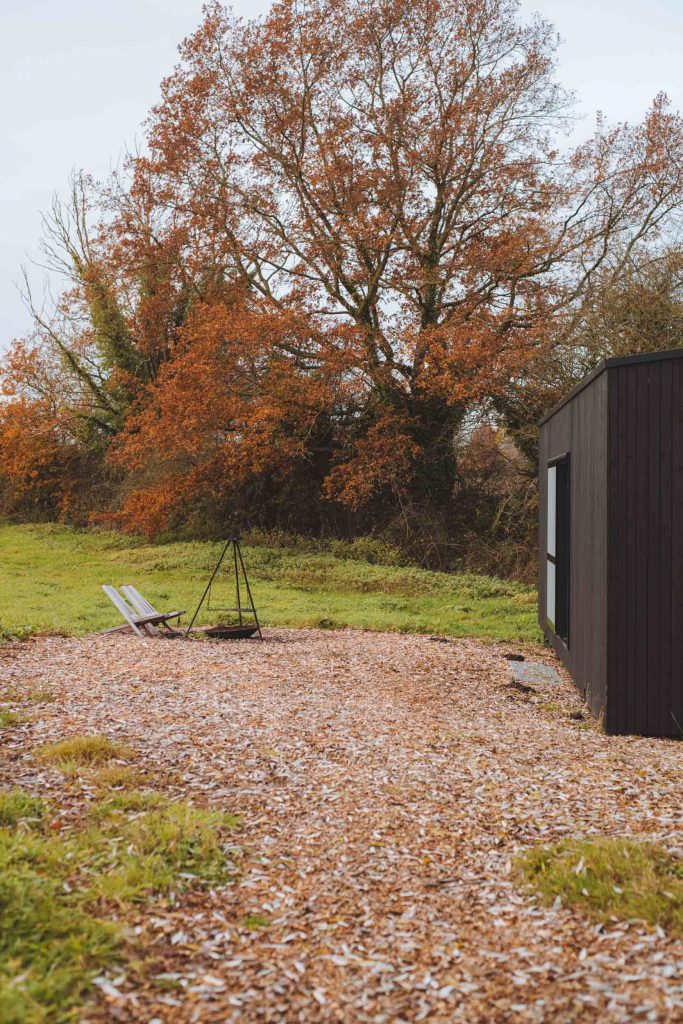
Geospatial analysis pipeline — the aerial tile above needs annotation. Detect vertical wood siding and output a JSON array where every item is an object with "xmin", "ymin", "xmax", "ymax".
[
  {"xmin": 539, "ymin": 372, "xmax": 609, "ymax": 719},
  {"xmin": 607, "ymin": 359, "xmax": 683, "ymax": 736}
]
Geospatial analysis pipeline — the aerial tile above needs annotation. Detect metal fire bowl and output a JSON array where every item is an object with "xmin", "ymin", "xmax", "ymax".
[{"xmin": 202, "ymin": 624, "xmax": 259, "ymax": 640}]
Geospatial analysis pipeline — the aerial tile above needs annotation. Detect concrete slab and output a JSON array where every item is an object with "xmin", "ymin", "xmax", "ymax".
[{"xmin": 510, "ymin": 661, "xmax": 562, "ymax": 686}]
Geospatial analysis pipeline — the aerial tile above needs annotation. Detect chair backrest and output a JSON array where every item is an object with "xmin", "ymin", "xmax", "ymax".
[
  {"xmin": 121, "ymin": 585, "xmax": 157, "ymax": 618},
  {"xmin": 102, "ymin": 585, "xmax": 147, "ymax": 637}
]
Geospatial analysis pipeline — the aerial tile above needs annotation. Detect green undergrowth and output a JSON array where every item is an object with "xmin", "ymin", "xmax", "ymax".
[
  {"xmin": 0, "ymin": 523, "xmax": 539, "ymax": 643},
  {"xmin": 517, "ymin": 837, "xmax": 683, "ymax": 934},
  {"xmin": 0, "ymin": 783, "xmax": 238, "ymax": 1023}
]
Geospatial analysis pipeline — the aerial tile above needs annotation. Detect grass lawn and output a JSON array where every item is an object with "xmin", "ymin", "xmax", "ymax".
[{"xmin": 0, "ymin": 523, "xmax": 540, "ymax": 643}]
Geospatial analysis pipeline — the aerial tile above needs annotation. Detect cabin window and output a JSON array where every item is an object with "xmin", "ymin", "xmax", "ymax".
[{"xmin": 546, "ymin": 455, "xmax": 570, "ymax": 643}]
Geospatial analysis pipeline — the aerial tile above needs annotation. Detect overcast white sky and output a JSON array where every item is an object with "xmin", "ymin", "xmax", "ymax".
[{"xmin": 1, "ymin": 0, "xmax": 683, "ymax": 350}]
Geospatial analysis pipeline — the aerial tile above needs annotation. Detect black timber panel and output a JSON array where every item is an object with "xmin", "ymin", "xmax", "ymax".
[
  {"xmin": 607, "ymin": 359, "xmax": 683, "ymax": 736},
  {"xmin": 539, "ymin": 371, "xmax": 609, "ymax": 716},
  {"xmin": 674, "ymin": 359, "xmax": 683, "ymax": 734}
]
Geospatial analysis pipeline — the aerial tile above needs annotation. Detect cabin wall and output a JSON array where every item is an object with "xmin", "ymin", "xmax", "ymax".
[
  {"xmin": 606, "ymin": 359, "xmax": 683, "ymax": 736},
  {"xmin": 539, "ymin": 372, "xmax": 609, "ymax": 718}
]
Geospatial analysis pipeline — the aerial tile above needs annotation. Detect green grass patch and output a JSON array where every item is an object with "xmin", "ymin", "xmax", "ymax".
[
  {"xmin": 0, "ymin": 710, "xmax": 24, "ymax": 728},
  {"xmin": 37, "ymin": 735, "xmax": 132, "ymax": 768},
  {"xmin": 25, "ymin": 688, "xmax": 55, "ymax": 705},
  {"xmin": 11, "ymin": 686, "xmax": 56, "ymax": 705},
  {"xmin": 517, "ymin": 837, "xmax": 683, "ymax": 933},
  {"xmin": 2, "ymin": 685, "xmax": 55, "ymax": 706},
  {"xmin": 0, "ymin": 788, "xmax": 46, "ymax": 829},
  {"xmin": 0, "ymin": 844, "xmax": 119, "ymax": 1024},
  {"xmin": 84, "ymin": 800, "xmax": 239, "ymax": 905},
  {"xmin": 0, "ymin": 625, "xmax": 34, "ymax": 643},
  {"xmin": 0, "ymin": 523, "xmax": 540, "ymax": 643},
  {"xmin": 242, "ymin": 913, "xmax": 270, "ymax": 930},
  {"xmin": 91, "ymin": 765, "xmax": 146, "ymax": 792},
  {"xmin": 0, "ymin": 787, "xmax": 238, "ymax": 1022},
  {"xmin": 91, "ymin": 789, "xmax": 166, "ymax": 818}
]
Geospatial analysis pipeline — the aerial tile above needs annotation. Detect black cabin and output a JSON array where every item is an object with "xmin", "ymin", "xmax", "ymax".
[{"xmin": 538, "ymin": 348, "xmax": 683, "ymax": 737}]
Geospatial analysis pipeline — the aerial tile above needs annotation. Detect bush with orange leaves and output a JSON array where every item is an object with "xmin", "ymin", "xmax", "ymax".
[
  {"xmin": 107, "ymin": 303, "xmax": 349, "ymax": 538},
  {"xmin": 0, "ymin": 398, "xmax": 86, "ymax": 521}
]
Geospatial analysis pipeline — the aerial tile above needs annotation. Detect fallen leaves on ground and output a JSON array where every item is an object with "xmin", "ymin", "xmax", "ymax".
[{"xmin": 1, "ymin": 629, "xmax": 682, "ymax": 1022}]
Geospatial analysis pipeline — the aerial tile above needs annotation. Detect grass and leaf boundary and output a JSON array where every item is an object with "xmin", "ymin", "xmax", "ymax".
[
  {"xmin": 517, "ymin": 836, "xmax": 683, "ymax": 935},
  {"xmin": 0, "ymin": 735, "xmax": 239, "ymax": 1024}
]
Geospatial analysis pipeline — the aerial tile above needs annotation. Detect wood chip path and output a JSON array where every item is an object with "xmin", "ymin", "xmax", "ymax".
[{"xmin": 2, "ymin": 629, "xmax": 683, "ymax": 1022}]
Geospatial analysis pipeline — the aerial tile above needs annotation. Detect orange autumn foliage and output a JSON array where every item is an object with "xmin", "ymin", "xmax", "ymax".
[
  {"xmin": 0, "ymin": 340, "xmax": 105, "ymax": 520},
  {"xmin": 0, "ymin": 392, "xmax": 89, "ymax": 520},
  {"xmin": 323, "ymin": 414, "xmax": 422, "ymax": 511},
  {"xmin": 108, "ymin": 303, "xmax": 350, "ymax": 536},
  {"xmin": 3, "ymin": 0, "xmax": 683, "ymax": 552}
]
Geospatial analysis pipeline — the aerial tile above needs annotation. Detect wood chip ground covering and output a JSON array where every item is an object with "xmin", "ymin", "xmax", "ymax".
[{"xmin": 2, "ymin": 629, "xmax": 683, "ymax": 1023}]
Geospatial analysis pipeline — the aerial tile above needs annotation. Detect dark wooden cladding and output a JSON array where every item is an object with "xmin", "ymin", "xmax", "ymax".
[
  {"xmin": 606, "ymin": 357, "xmax": 683, "ymax": 736},
  {"xmin": 538, "ymin": 370, "xmax": 608, "ymax": 721},
  {"xmin": 540, "ymin": 347, "xmax": 683, "ymax": 737}
]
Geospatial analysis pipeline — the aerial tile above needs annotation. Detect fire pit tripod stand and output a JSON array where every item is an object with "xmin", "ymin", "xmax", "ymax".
[{"xmin": 186, "ymin": 536, "xmax": 262, "ymax": 640}]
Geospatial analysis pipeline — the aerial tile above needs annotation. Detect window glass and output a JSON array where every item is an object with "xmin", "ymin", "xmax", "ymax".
[
  {"xmin": 546, "ymin": 560, "xmax": 556, "ymax": 630},
  {"xmin": 547, "ymin": 465, "xmax": 556, "ymax": 558},
  {"xmin": 546, "ymin": 457, "xmax": 569, "ymax": 643}
]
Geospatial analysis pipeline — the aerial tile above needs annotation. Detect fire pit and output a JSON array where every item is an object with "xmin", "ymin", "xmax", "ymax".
[
  {"xmin": 202, "ymin": 624, "xmax": 260, "ymax": 640},
  {"xmin": 186, "ymin": 535, "xmax": 262, "ymax": 641}
]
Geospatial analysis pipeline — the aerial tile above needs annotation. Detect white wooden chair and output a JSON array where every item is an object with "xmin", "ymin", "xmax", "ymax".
[{"xmin": 101, "ymin": 585, "xmax": 184, "ymax": 637}]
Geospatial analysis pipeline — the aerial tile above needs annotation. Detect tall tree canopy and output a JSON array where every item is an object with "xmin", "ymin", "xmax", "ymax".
[{"xmin": 3, "ymin": 0, "xmax": 683, "ymax": 563}]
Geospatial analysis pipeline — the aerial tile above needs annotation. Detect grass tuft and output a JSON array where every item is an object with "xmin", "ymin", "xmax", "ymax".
[
  {"xmin": 0, "ymin": 710, "xmax": 24, "ymax": 728},
  {"xmin": 0, "ymin": 789, "xmax": 46, "ymax": 829},
  {"xmin": 91, "ymin": 764, "xmax": 145, "ymax": 791},
  {"xmin": 24, "ymin": 687, "xmax": 55, "ymax": 705},
  {"xmin": 242, "ymin": 913, "xmax": 270, "ymax": 930},
  {"xmin": 91, "ymin": 789, "xmax": 166, "ymax": 818},
  {"xmin": 0, "ymin": 787, "xmax": 238, "ymax": 1022},
  {"xmin": 4, "ymin": 685, "xmax": 56, "ymax": 705},
  {"xmin": 517, "ymin": 836, "xmax": 683, "ymax": 933},
  {"xmin": 37, "ymin": 735, "xmax": 132, "ymax": 768}
]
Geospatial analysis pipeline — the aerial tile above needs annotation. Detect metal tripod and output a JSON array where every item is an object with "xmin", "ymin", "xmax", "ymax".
[{"xmin": 185, "ymin": 536, "xmax": 262, "ymax": 638}]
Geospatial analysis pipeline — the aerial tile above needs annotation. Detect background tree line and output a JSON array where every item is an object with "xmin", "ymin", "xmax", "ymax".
[{"xmin": 2, "ymin": 0, "xmax": 683, "ymax": 578}]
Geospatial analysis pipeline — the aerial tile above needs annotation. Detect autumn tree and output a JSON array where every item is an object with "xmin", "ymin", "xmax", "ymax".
[
  {"xmin": 493, "ymin": 244, "xmax": 683, "ymax": 472},
  {"xmin": 131, "ymin": 0, "xmax": 683, "ymax": 533},
  {"xmin": 0, "ymin": 162, "xmax": 202, "ymax": 520},
  {"xmin": 3, "ymin": 0, "xmax": 683, "ymax": 560},
  {"xmin": 0, "ymin": 337, "xmax": 105, "ymax": 520},
  {"xmin": 109, "ymin": 301, "xmax": 350, "ymax": 537}
]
